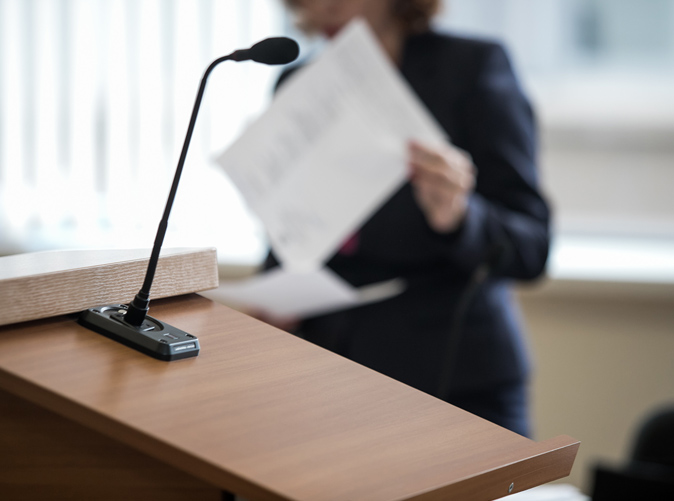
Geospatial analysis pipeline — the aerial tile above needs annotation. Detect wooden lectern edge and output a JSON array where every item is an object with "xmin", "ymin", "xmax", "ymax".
[
  {"xmin": 402, "ymin": 435, "xmax": 580, "ymax": 501},
  {"xmin": 0, "ymin": 367, "xmax": 286, "ymax": 501}
]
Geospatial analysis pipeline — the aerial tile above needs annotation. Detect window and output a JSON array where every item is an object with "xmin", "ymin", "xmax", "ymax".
[{"xmin": 0, "ymin": 0, "xmax": 287, "ymax": 263}]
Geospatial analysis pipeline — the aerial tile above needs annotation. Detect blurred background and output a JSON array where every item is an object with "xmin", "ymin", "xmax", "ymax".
[{"xmin": 1, "ymin": 0, "xmax": 673, "ymax": 495}]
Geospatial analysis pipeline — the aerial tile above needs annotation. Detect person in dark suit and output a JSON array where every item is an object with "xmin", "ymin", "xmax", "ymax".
[{"xmin": 264, "ymin": 0, "xmax": 550, "ymax": 437}]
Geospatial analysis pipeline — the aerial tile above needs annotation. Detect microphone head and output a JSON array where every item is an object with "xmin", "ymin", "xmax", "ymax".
[{"xmin": 248, "ymin": 37, "xmax": 299, "ymax": 65}]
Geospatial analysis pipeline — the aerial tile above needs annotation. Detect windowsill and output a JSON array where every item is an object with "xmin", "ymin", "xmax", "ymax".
[
  {"xmin": 548, "ymin": 235, "xmax": 674, "ymax": 284},
  {"xmin": 519, "ymin": 235, "xmax": 674, "ymax": 301}
]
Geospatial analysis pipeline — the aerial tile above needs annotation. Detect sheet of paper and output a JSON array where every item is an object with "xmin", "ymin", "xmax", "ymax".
[
  {"xmin": 216, "ymin": 19, "xmax": 447, "ymax": 270},
  {"xmin": 199, "ymin": 267, "xmax": 405, "ymax": 318}
]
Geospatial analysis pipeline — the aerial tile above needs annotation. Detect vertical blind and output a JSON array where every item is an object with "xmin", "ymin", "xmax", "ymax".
[{"xmin": 0, "ymin": 0, "xmax": 287, "ymax": 262}]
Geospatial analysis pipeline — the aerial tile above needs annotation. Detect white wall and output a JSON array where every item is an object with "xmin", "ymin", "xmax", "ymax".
[{"xmin": 518, "ymin": 279, "xmax": 674, "ymax": 494}]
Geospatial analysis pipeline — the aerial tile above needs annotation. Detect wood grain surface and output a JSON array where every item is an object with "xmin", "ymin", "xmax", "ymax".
[
  {"xmin": 0, "ymin": 248, "xmax": 218, "ymax": 326},
  {"xmin": 0, "ymin": 387, "xmax": 221, "ymax": 501},
  {"xmin": 0, "ymin": 294, "xmax": 579, "ymax": 500}
]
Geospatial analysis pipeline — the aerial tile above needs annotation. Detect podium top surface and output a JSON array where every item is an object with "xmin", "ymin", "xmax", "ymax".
[
  {"xmin": 0, "ymin": 247, "xmax": 217, "ymax": 279},
  {"xmin": 0, "ymin": 294, "xmax": 578, "ymax": 501}
]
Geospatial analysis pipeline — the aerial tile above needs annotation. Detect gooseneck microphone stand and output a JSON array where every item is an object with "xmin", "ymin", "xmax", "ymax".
[{"xmin": 78, "ymin": 37, "xmax": 299, "ymax": 361}]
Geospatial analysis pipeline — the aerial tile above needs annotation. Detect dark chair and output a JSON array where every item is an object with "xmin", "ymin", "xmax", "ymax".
[{"xmin": 591, "ymin": 405, "xmax": 674, "ymax": 500}]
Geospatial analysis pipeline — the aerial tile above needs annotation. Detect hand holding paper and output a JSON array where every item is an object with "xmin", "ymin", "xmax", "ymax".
[{"xmin": 408, "ymin": 140, "xmax": 476, "ymax": 233}]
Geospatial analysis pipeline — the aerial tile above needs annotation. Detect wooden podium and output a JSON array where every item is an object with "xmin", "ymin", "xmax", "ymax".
[{"xmin": 0, "ymin": 251, "xmax": 578, "ymax": 500}]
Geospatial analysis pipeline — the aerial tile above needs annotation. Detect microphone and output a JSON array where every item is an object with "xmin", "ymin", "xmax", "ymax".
[
  {"xmin": 229, "ymin": 37, "xmax": 300, "ymax": 65},
  {"xmin": 78, "ymin": 37, "xmax": 299, "ymax": 361}
]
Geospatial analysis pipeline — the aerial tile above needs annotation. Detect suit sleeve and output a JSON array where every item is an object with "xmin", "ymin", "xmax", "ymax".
[{"xmin": 436, "ymin": 43, "xmax": 550, "ymax": 280}]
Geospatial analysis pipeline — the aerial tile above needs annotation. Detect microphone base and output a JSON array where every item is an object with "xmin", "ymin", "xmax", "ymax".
[{"xmin": 78, "ymin": 305, "xmax": 200, "ymax": 361}]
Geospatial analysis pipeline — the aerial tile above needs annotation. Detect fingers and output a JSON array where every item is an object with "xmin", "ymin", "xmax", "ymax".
[
  {"xmin": 408, "ymin": 140, "xmax": 474, "ymax": 191},
  {"xmin": 407, "ymin": 140, "xmax": 476, "ymax": 233}
]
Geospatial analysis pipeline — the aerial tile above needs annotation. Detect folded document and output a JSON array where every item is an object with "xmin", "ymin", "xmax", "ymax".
[{"xmin": 200, "ymin": 267, "xmax": 405, "ymax": 318}]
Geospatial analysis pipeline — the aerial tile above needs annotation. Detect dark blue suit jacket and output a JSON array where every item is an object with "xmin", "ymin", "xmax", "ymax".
[{"xmin": 267, "ymin": 30, "xmax": 550, "ymax": 400}]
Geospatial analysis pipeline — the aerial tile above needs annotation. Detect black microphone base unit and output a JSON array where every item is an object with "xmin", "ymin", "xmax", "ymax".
[{"xmin": 78, "ymin": 305, "xmax": 200, "ymax": 361}]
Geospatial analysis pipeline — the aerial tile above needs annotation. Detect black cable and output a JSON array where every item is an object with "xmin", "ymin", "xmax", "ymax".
[{"xmin": 435, "ymin": 238, "xmax": 513, "ymax": 400}]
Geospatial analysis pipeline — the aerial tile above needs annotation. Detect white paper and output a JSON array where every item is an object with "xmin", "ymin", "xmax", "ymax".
[
  {"xmin": 199, "ymin": 267, "xmax": 405, "ymax": 318},
  {"xmin": 216, "ymin": 19, "xmax": 447, "ymax": 270}
]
